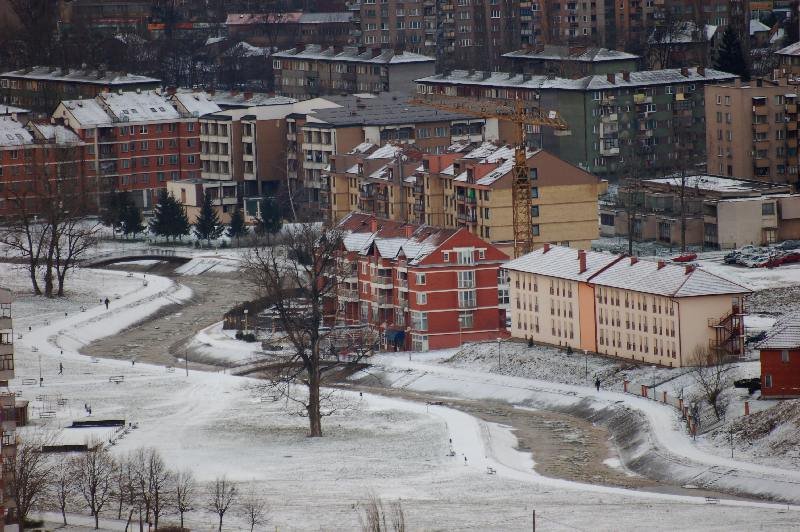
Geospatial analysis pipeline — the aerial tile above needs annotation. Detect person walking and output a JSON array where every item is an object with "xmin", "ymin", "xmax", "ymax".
[
  {"xmin": 595, "ymin": 377, "xmax": 601, "ymax": 392},
  {"xmin": 104, "ymin": 297, "xmax": 110, "ymax": 310},
  {"xmin": 58, "ymin": 362, "xmax": 63, "ymax": 375}
]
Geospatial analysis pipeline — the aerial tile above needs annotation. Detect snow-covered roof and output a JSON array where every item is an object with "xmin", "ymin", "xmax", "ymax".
[
  {"xmin": 170, "ymin": 92, "xmax": 222, "ymax": 117},
  {"xmin": 275, "ymin": 44, "xmax": 435, "ymax": 64},
  {"xmin": 59, "ymin": 99, "xmax": 111, "ymax": 126},
  {"xmin": 776, "ymin": 41, "xmax": 800, "ymax": 56},
  {"xmin": 368, "ymin": 144, "xmax": 403, "ymax": 159},
  {"xmin": 645, "ymin": 175, "xmax": 781, "ymax": 194},
  {"xmin": 758, "ymin": 317, "xmax": 800, "ymax": 349},
  {"xmin": 226, "ymin": 13, "xmax": 302, "ymax": 25},
  {"xmin": 507, "ymin": 245, "xmax": 751, "ymax": 297},
  {"xmin": 750, "ymin": 19, "xmax": 771, "ymax": 35},
  {"xmin": 503, "ymin": 46, "xmax": 638, "ymax": 62},
  {"xmin": 0, "ymin": 117, "xmax": 33, "ymax": 147},
  {"xmin": 505, "ymin": 246, "xmax": 620, "ymax": 282},
  {"xmin": 28, "ymin": 123, "xmax": 80, "ymax": 145},
  {"xmin": 771, "ymin": 29, "xmax": 786, "ymax": 45},
  {"xmin": 591, "ymin": 256, "xmax": 751, "ymax": 298},
  {"xmin": 0, "ymin": 104, "xmax": 29, "ymax": 115},
  {"xmin": 0, "ymin": 66, "xmax": 159, "ymax": 85},
  {"xmin": 298, "ymin": 12, "xmax": 352, "ymax": 23},
  {"xmin": 417, "ymin": 67, "xmax": 736, "ymax": 92},
  {"xmin": 648, "ymin": 23, "xmax": 717, "ymax": 44},
  {"xmin": 349, "ymin": 142, "xmax": 375, "ymax": 154},
  {"xmin": 224, "ymin": 41, "xmax": 270, "ymax": 57},
  {"xmin": 101, "ymin": 91, "xmax": 180, "ymax": 122},
  {"xmin": 205, "ymin": 36, "xmax": 226, "ymax": 46}
]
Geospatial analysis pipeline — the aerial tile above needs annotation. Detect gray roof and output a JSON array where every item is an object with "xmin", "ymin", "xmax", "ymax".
[
  {"xmin": 503, "ymin": 46, "xmax": 639, "ymax": 62},
  {"xmin": 304, "ymin": 93, "xmax": 476, "ymax": 127},
  {"xmin": 0, "ymin": 104, "xmax": 30, "ymax": 115},
  {"xmin": 298, "ymin": 12, "xmax": 352, "ymax": 23},
  {"xmin": 1, "ymin": 66, "xmax": 160, "ymax": 85},
  {"xmin": 416, "ymin": 67, "xmax": 736, "ymax": 92},
  {"xmin": 776, "ymin": 41, "xmax": 800, "ymax": 56},
  {"xmin": 506, "ymin": 245, "xmax": 751, "ymax": 298},
  {"xmin": 758, "ymin": 317, "xmax": 800, "ymax": 349},
  {"xmin": 645, "ymin": 175, "xmax": 785, "ymax": 194},
  {"xmin": 275, "ymin": 44, "xmax": 435, "ymax": 64}
]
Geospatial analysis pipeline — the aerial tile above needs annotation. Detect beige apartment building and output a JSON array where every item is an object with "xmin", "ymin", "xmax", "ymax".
[
  {"xmin": 506, "ymin": 245, "xmax": 751, "ymax": 367},
  {"xmin": 272, "ymin": 45, "xmax": 435, "ymax": 100},
  {"xmin": 705, "ymin": 78, "xmax": 799, "ymax": 186},
  {"xmin": 329, "ymin": 141, "xmax": 606, "ymax": 255},
  {"xmin": 0, "ymin": 287, "xmax": 18, "ymax": 529},
  {"xmin": 601, "ymin": 175, "xmax": 800, "ymax": 248}
]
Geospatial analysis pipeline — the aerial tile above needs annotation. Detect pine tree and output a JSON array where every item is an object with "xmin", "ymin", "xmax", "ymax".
[
  {"xmin": 149, "ymin": 190, "xmax": 173, "ymax": 241},
  {"xmin": 121, "ymin": 203, "xmax": 145, "ymax": 239},
  {"xmin": 714, "ymin": 25, "xmax": 750, "ymax": 80},
  {"xmin": 255, "ymin": 198, "xmax": 282, "ymax": 243},
  {"xmin": 227, "ymin": 207, "xmax": 248, "ymax": 247},
  {"xmin": 173, "ymin": 197, "xmax": 191, "ymax": 242},
  {"xmin": 101, "ymin": 191, "xmax": 132, "ymax": 237},
  {"xmin": 193, "ymin": 193, "xmax": 223, "ymax": 245}
]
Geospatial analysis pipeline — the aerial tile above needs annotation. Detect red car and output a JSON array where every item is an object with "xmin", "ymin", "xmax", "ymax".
[{"xmin": 672, "ymin": 253, "xmax": 697, "ymax": 263}]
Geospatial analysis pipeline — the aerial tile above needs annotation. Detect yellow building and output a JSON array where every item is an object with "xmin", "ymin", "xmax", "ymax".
[{"xmin": 506, "ymin": 245, "xmax": 752, "ymax": 367}]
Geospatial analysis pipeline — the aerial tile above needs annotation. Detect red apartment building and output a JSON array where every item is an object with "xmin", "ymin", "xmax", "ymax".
[
  {"xmin": 759, "ymin": 318, "xmax": 800, "ymax": 398},
  {"xmin": 332, "ymin": 213, "xmax": 509, "ymax": 351},
  {"xmin": 52, "ymin": 90, "xmax": 206, "ymax": 210}
]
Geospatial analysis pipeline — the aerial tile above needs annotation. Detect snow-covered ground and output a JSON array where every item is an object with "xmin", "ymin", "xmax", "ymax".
[{"xmin": 5, "ymin": 264, "xmax": 800, "ymax": 530}]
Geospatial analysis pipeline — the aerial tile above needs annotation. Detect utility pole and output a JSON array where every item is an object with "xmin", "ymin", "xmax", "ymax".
[{"xmin": 532, "ymin": 509, "xmax": 536, "ymax": 532}]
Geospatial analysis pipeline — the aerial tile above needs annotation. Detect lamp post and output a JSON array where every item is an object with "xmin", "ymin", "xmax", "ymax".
[
  {"xmin": 244, "ymin": 308, "xmax": 249, "ymax": 334},
  {"xmin": 584, "ymin": 350, "xmax": 589, "ymax": 381},
  {"xmin": 497, "ymin": 337, "xmax": 501, "ymax": 369}
]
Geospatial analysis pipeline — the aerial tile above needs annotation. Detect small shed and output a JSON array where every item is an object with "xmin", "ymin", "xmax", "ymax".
[{"xmin": 758, "ymin": 317, "xmax": 800, "ymax": 398}]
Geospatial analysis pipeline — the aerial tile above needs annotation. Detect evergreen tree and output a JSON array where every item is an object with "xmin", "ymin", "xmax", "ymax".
[
  {"xmin": 255, "ymin": 198, "xmax": 283, "ymax": 243},
  {"xmin": 714, "ymin": 25, "xmax": 750, "ymax": 80},
  {"xmin": 227, "ymin": 207, "xmax": 249, "ymax": 247},
  {"xmin": 101, "ymin": 191, "xmax": 132, "ymax": 237},
  {"xmin": 121, "ymin": 203, "xmax": 145, "ymax": 239},
  {"xmin": 193, "ymin": 193, "xmax": 223, "ymax": 245},
  {"xmin": 149, "ymin": 190, "xmax": 173, "ymax": 241},
  {"xmin": 173, "ymin": 197, "xmax": 191, "ymax": 242}
]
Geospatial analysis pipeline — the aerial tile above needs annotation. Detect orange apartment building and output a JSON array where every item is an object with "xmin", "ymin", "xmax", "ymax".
[
  {"xmin": 705, "ymin": 78, "xmax": 800, "ymax": 187},
  {"xmin": 332, "ymin": 213, "xmax": 510, "ymax": 350},
  {"xmin": 0, "ymin": 288, "xmax": 17, "ymax": 530},
  {"xmin": 506, "ymin": 245, "xmax": 751, "ymax": 367}
]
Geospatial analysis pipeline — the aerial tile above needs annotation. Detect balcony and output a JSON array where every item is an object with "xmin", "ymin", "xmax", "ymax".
[
  {"xmin": 787, "ymin": 104, "xmax": 798, "ymax": 114},
  {"xmin": 457, "ymin": 211, "xmax": 477, "ymax": 223},
  {"xmin": 396, "ymin": 278, "xmax": 408, "ymax": 291},
  {"xmin": 339, "ymin": 289, "xmax": 359, "ymax": 302},
  {"xmin": 458, "ymin": 297, "xmax": 477, "ymax": 309},
  {"xmin": 371, "ymin": 274, "xmax": 393, "ymax": 288},
  {"xmin": 752, "ymin": 122, "xmax": 770, "ymax": 134}
]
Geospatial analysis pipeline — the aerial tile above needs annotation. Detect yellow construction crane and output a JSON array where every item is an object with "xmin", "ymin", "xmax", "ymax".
[{"xmin": 410, "ymin": 93, "xmax": 570, "ymax": 258}]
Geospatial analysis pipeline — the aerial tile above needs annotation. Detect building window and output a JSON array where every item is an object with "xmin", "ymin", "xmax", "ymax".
[
  {"xmin": 532, "ymin": 224, "xmax": 540, "ymax": 236},
  {"xmin": 443, "ymin": 252, "xmax": 449, "ymax": 262},
  {"xmin": 762, "ymin": 203, "xmax": 775, "ymax": 215},
  {"xmin": 531, "ymin": 186, "xmax": 539, "ymax": 198},
  {"xmin": 416, "ymin": 292, "xmax": 427, "ymax": 305},
  {"xmin": 531, "ymin": 205, "xmax": 539, "ymax": 217},
  {"xmin": 781, "ymin": 349, "xmax": 790, "ymax": 362},
  {"xmin": 458, "ymin": 311, "xmax": 474, "ymax": 329},
  {"xmin": 457, "ymin": 270, "xmax": 474, "ymax": 288},
  {"xmin": 415, "ymin": 272, "xmax": 426, "ymax": 285},
  {"xmin": 411, "ymin": 334, "xmax": 428, "ymax": 350},
  {"xmin": 764, "ymin": 374, "xmax": 772, "ymax": 388},
  {"xmin": 411, "ymin": 311, "xmax": 428, "ymax": 331}
]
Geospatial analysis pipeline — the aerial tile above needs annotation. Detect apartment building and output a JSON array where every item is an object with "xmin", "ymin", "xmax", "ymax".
[
  {"xmin": 705, "ymin": 78, "xmax": 799, "ymax": 185},
  {"xmin": 758, "ymin": 316, "xmax": 800, "ymax": 398},
  {"xmin": 0, "ymin": 287, "xmax": 18, "ymax": 530},
  {"xmin": 776, "ymin": 41, "xmax": 800, "ymax": 77},
  {"xmin": 601, "ymin": 174, "xmax": 800, "ymax": 248},
  {"xmin": 225, "ymin": 12, "xmax": 353, "ymax": 48},
  {"xmin": 272, "ymin": 44, "xmax": 435, "ymax": 99},
  {"xmin": 0, "ymin": 67, "xmax": 160, "ymax": 115},
  {"xmin": 506, "ymin": 245, "xmax": 751, "ymax": 367},
  {"xmin": 416, "ymin": 67, "xmax": 737, "ymax": 180},
  {"xmin": 503, "ymin": 46, "xmax": 640, "ymax": 78},
  {"xmin": 332, "ymin": 213, "xmax": 509, "ymax": 350},
  {"xmin": 288, "ymin": 92, "xmax": 487, "ymax": 215},
  {"xmin": 52, "ymin": 90, "xmax": 205, "ymax": 210}
]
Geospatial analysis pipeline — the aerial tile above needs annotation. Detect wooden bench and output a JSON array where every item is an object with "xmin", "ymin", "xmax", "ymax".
[
  {"xmin": 166, "ymin": 366, "xmax": 175, "ymax": 373},
  {"xmin": 109, "ymin": 375, "xmax": 125, "ymax": 384},
  {"xmin": 90, "ymin": 358, "xmax": 100, "ymax": 364},
  {"xmin": 57, "ymin": 398, "xmax": 68, "ymax": 406},
  {"xmin": 705, "ymin": 497, "xmax": 719, "ymax": 505},
  {"xmin": 486, "ymin": 467, "xmax": 497, "ymax": 475},
  {"xmin": 38, "ymin": 411, "xmax": 56, "ymax": 418},
  {"xmin": 22, "ymin": 378, "xmax": 37, "ymax": 386}
]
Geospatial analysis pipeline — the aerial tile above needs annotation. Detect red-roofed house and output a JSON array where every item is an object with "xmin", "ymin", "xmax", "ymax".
[
  {"xmin": 758, "ymin": 318, "xmax": 800, "ymax": 398},
  {"xmin": 332, "ymin": 213, "xmax": 510, "ymax": 350}
]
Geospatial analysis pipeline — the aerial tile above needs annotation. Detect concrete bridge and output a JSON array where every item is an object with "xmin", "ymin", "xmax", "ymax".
[{"xmin": 80, "ymin": 248, "xmax": 194, "ymax": 267}]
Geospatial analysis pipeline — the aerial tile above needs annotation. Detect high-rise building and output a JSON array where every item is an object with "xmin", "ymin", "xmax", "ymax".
[{"xmin": 0, "ymin": 287, "xmax": 18, "ymax": 529}]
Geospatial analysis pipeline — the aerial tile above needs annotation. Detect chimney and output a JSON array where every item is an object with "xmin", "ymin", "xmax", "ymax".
[
  {"xmin": 685, "ymin": 264, "xmax": 696, "ymax": 275},
  {"xmin": 166, "ymin": 86, "xmax": 177, "ymax": 95},
  {"xmin": 404, "ymin": 224, "xmax": 414, "ymax": 237},
  {"xmin": 622, "ymin": 70, "xmax": 630, "ymax": 82},
  {"xmin": 630, "ymin": 256, "xmax": 638, "ymax": 265},
  {"xmin": 243, "ymin": 91, "xmax": 253, "ymax": 100},
  {"xmin": 295, "ymin": 42, "xmax": 305, "ymax": 52},
  {"xmin": 369, "ymin": 217, "xmax": 378, "ymax": 233},
  {"xmin": 657, "ymin": 259, "xmax": 666, "ymax": 270},
  {"xmin": 697, "ymin": 66, "xmax": 705, "ymax": 77},
  {"xmin": 680, "ymin": 67, "xmax": 690, "ymax": 77},
  {"xmin": 578, "ymin": 250, "xmax": 587, "ymax": 274},
  {"xmin": 606, "ymin": 73, "xmax": 615, "ymax": 84},
  {"xmin": 543, "ymin": 243, "xmax": 551, "ymax": 253}
]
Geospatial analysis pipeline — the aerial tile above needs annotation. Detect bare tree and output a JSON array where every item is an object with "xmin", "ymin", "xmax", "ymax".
[
  {"xmin": 207, "ymin": 476, "xmax": 237, "ymax": 532},
  {"xmin": 72, "ymin": 442, "xmax": 117, "ymax": 529},
  {"xmin": 53, "ymin": 216, "xmax": 100, "ymax": 296},
  {"xmin": 131, "ymin": 447, "xmax": 174, "ymax": 529},
  {"xmin": 690, "ymin": 346, "xmax": 733, "ymax": 421},
  {"xmin": 10, "ymin": 430, "xmax": 57, "ymax": 527},
  {"xmin": 174, "ymin": 469, "xmax": 196, "ymax": 530},
  {"xmin": 357, "ymin": 494, "xmax": 406, "ymax": 532},
  {"xmin": 239, "ymin": 486, "xmax": 269, "ymax": 532},
  {"xmin": 50, "ymin": 463, "xmax": 77, "ymax": 526},
  {"xmin": 244, "ymin": 224, "xmax": 378, "ymax": 437}
]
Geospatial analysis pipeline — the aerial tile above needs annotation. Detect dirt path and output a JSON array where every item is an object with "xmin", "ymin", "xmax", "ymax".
[{"xmin": 81, "ymin": 266, "xmax": 254, "ymax": 371}]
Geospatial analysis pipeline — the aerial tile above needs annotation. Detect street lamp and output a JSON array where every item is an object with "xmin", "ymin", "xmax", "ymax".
[
  {"xmin": 584, "ymin": 350, "xmax": 589, "ymax": 381},
  {"xmin": 243, "ymin": 308, "xmax": 249, "ymax": 334},
  {"xmin": 497, "ymin": 337, "xmax": 502, "ymax": 369}
]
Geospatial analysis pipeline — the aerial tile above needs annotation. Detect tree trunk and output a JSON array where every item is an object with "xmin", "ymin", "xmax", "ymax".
[
  {"xmin": 307, "ymin": 364, "xmax": 323, "ymax": 437},
  {"xmin": 180, "ymin": 512, "xmax": 184, "ymax": 530},
  {"xmin": 57, "ymin": 269, "xmax": 67, "ymax": 297},
  {"xmin": 218, "ymin": 512, "xmax": 223, "ymax": 532},
  {"xmin": 62, "ymin": 506, "xmax": 68, "ymax": 525},
  {"xmin": 44, "ymin": 263, "xmax": 54, "ymax": 297},
  {"xmin": 29, "ymin": 266, "xmax": 41, "ymax": 295},
  {"xmin": 95, "ymin": 511, "xmax": 100, "ymax": 529}
]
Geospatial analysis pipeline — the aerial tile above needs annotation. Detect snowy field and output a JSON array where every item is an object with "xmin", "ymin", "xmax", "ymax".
[{"xmin": 3, "ymin": 263, "xmax": 800, "ymax": 529}]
